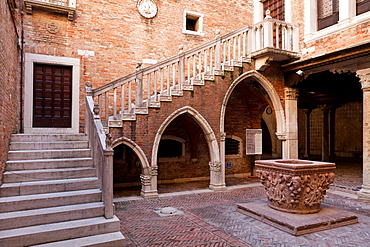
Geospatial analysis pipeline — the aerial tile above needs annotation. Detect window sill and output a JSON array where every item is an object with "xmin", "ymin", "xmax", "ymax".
[{"xmin": 182, "ymin": 29, "xmax": 205, "ymax": 37}]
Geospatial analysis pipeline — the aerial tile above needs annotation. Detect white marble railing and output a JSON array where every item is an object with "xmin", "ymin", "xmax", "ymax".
[
  {"xmin": 85, "ymin": 82, "xmax": 114, "ymax": 219},
  {"xmin": 91, "ymin": 14, "xmax": 299, "ymax": 125}
]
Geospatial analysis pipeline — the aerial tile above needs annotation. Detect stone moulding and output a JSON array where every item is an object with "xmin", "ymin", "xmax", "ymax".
[{"xmin": 256, "ymin": 159, "xmax": 335, "ymax": 214}]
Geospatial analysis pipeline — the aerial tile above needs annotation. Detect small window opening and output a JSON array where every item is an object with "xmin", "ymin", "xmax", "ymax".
[
  {"xmin": 225, "ymin": 138, "xmax": 240, "ymax": 155},
  {"xmin": 158, "ymin": 139, "xmax": 183, "ymax": 158},
  {"xmin": 186, "ymin": 16, "xmax": 198, "ymax": 32}
]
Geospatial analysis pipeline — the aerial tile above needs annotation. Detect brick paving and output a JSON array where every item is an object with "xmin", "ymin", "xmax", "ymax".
[{"xmin": 115, "ymin": 161, "xmax": 370, "ymax": 246}]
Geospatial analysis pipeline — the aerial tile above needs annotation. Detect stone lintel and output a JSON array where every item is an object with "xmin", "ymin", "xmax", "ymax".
[{"xmin": 237, "ymin": 201, "xmax": 358, "ymax": 236}]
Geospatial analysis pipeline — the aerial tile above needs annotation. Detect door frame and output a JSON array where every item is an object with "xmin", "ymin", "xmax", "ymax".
[{"xmin": 24, "ymin": 53, "xmax": 80, "ymax": 134}]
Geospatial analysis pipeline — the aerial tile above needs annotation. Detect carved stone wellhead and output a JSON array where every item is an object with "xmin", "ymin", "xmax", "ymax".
[{"xmin": 256, "ymin": 159, "xmax": 335, "ymax": 214}]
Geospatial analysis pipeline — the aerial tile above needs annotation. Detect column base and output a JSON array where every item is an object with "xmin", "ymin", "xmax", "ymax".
[
  {"xmin": 209, "ymin": 184, "xmax": 227, "ymax": 191},
  {"xmin": 141, "ymin": 190, "xmax": 158, "ymax": 199},
  {"xmin": 357, "ymin": 185, "xmax": 370, "ymax": 201}
]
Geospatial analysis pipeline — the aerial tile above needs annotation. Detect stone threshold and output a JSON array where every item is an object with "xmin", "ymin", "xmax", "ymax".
[{"xmin": 237, "ymin": 201, "xmax": 358, "ymax": 236}]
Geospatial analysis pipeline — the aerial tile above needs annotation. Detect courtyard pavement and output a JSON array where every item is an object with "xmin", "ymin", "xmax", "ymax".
[{"xmin": 115, "ymin": 161, "xmax": 370, "ymax": 246}]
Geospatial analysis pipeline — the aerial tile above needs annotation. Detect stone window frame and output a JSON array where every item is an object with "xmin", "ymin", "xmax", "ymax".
[
  {"xmin": 182, "ymin": 10, "xmax": 205, "ymax": 36},
  {"xmin": 304, "ymin": 0, "xmax": 370, "ymax": 43},
  {"xmin": 225, "ymin": 135, "xmax": 243, "ymax": 158},
  {"xmin": 158, "ymin": 135, "xmax": 186, "ymax": 162}
]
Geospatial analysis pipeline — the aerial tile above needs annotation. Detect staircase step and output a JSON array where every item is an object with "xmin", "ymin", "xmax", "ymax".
[
  {"xmin": 7, "ymin": 148, "xmax": 91, "ymax": 160},
  {"xmin": 11, "ymin": 134, "xmax": 88, "ymax": 142},
  {"xmin": 0, "ymin": 216, "xmax": 121, "ymax": 247},
  {"xmin": 0, "ymin": 189, "xmax": 101, "ymax": 213},
  {"xmin": 0, "ymin": 202, "xmax": 104, "ymax": 231},
  {"xmin": 5, "ymin": 157, "xmax": 93, "ymax": 171},
  {"xmin": 0, "ymin": 177, "xmax": 100, "ymax": 197},
  {"xmin": 31, "ymin": 232, "xmax": 125, "ymax": 247},
  {"xmin": 10, "ymin": 141, "xmax": 89, "ymax": 151},
  {"xmin": 3, "ymin": 167, "xmax": 97, "ymax": 183}
]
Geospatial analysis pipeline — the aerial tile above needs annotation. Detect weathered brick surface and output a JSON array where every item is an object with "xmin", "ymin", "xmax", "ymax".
[{"xmin": 0, "ymin": 0, "xmax": 21, "ymax": 182}]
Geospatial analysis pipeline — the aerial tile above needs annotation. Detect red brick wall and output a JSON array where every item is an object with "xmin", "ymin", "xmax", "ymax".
[
  {"xmin": 22, "ymin": 0, "xmax": 254, "ymax": 131},
  {"xmin": 0, "ymin": 0, "xmax": 21, "ymax": 182}
]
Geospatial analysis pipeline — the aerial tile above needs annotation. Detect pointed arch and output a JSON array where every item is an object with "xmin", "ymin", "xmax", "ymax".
[
  {"xmin": 112, "ymin": 136, "xmax": 150, "ymax": 175},
  {"xmin": 151, "ymin": 106, "xmax": 220, "ymax": 167},
  {"xmin": 220, "ymin": 70, "xmax": 286, "ymax": 137}
]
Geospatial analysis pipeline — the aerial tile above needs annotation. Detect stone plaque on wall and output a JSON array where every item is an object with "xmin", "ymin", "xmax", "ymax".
[{"xmin": 246, "ymin": 129, "xmax": 262, "ymax": 155}]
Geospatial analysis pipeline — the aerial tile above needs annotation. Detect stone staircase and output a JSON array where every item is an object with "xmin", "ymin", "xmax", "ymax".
[{"xmin": 0, "ymin": 134, "xmax": 125, "ymax": 246}]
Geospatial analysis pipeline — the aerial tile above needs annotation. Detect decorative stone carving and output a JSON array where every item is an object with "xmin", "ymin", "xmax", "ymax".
[
  {"xmin": 85, "ymin": 81, "xmax": 92, "ymax": 95},
  {"xmin": 93, "ymin": 104, "xmax": 100, "ymax": 119},
  {"xmin": 140, "ymin": 174, "xmax": 151, "ymax": 185},
  {"xmin": 105, "ymin": 133, "xmax": 112, "ymax": 149},
  {"xmin": 46, "ymin": 22, "xmax": 60, "ymax": 34},
  {"xmin": 209, "ymin": 161, "xmax": 222, "ymax": 172},
  {"xmin": 137, "ymin": 0, "xmax": 157, "ymax": 19},
  {"xmin": 256, "ymin": 159, "xmax": 335, "ymax": 214},
  {"xmin": 150, "ymin": 166, "xmax": 158, "ymax": 176},
  {"xmin": 284, "ymin": 87, "xmax": 298, "ymax": 100},
  {"xmin": 356, "ymin": 68, "xmax": 370, "ymax": 90},
  {"xmin": 220, "ymin": 132, "xmax": 226, "ymax": 141}
]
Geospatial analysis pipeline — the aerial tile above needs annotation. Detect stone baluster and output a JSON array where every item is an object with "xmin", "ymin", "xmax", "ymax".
[
  {"xmin": 135, "ymin": 62, "xmax": 143, "ymax": 108},
  {"xmin": 178, "ymin": 45, "xmax": 185, "ymax": 90},
  {"xmin": 356, "ymin": 68, "xmax": 370, "ymax": 200},
  {"xmin": 263, "ymin": 10, "xmax": 273, "ymax": 49},
  {"xmin": 214, "ymin": 30, "xmax": 222, "ymax": 75}
]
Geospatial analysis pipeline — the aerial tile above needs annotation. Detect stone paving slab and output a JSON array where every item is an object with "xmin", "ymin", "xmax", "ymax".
[
  {"xmin": 237, "ymin": 201, "xmax": 358, "ymax": 236},
  {"xmin": 116, "ymin": 186, "xmax": 370, "ymax": 246}
]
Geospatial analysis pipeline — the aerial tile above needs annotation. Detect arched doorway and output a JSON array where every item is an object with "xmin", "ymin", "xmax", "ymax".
[
  {"xmin": 220, "ymin": 71, "xmax": 285, "ymax": 185},
  {"xmin": 152, "ymin": 106, "xmax": 223, "ymax": 192},
  {"xmin": 156, "ymin": 113, "xmax": 211, "ymax": 192}
]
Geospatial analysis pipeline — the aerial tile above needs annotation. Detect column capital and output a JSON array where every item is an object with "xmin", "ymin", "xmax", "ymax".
[
  {"xmin": 356, "ymin": 68, "xmax": 370, "ymax": 90},
  {"xmin": 284, "ymin": 87, "xmax": 299, "ymax": 100}
]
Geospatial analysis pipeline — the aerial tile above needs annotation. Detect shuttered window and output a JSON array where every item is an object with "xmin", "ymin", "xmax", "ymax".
[{"xmin": 317, "ymin": 0, "xmax": 339, "ymax": 30}]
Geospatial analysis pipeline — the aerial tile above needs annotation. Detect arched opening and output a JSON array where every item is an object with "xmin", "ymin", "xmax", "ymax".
[
  {"xmin": 223, "ymin": 76, "xmax": 279, "ymax": 185},
  {"xmin": 156, "ymin": 113, "xmax": 211, "ymax": 193},
  {"xmin": 297, "ymin": 70, "xmax": 363, "ymax": 191},
  {"xmin": 113, "ymin": 144, "xmax": 142, "ymax": 197}
]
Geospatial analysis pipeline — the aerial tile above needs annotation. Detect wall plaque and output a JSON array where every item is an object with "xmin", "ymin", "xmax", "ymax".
[
  {"xmin": 246, "ymin": 129, "xmax": 262, "ymax": 155},
  {"xmin": 137, "ymin": 0, "xmax": 158, "ymax": 19}
]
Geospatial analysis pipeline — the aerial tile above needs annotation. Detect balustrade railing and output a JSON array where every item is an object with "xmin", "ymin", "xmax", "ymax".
[
  {"xmin": 85, "ymin": 82, "xmax": 114, "ymax": 219},
  {"xmin": 91, "ymin": 14, "xmax": 299, "ymax": 126},
  {"xmin": 34, "ymin": 0, "xmax": 75, "ymax": 7}
]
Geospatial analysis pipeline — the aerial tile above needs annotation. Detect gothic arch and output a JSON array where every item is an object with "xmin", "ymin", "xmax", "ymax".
[
  {"xmin": 112, "ymin": 136, "xmax": 150, "ymax": 175},
  {"xmin": 152, "ymin": 106, "xmax": 220, "ymax": 167},
  {"xmin": 220, "ymin": 70, "xmax": 286, "ymax": 137}
]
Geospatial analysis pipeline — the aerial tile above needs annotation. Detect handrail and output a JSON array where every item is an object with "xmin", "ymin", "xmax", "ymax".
[
  {"xmin": 91, "ymin": 15, "xmax": 300, "ymax": 125},
  {"xmin": 85, "ymin": 81, "xmax": 114, "ymax": 219}
]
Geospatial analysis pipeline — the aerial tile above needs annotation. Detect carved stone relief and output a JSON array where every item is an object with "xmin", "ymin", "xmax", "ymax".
[{"xmin": 137, "ymin": 0, "xmax": 157, "ymax": 19}]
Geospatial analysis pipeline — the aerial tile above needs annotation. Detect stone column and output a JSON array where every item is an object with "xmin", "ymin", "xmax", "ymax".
[
  {"xmin": 329, "ymin": 107, "xmax": 336, "ymax": 157},
  {"xmin": 283, "ymin": 87, "xmax": 299, "ymax": 159},
  {"xmin": 140, "ymin": 166, "xmax": 158, "ymax": 198},
  {"xmin": 209, "ymin": 160, "xmax": 226, "ymax": 191},
  {"xmin": 357, "ymin": 68, "xmax": 370, "ymax": 200},
  {"xmin": 320, "ymin": 105, "xmax": 331, "ymax": 161},
  {"xmin": 303, "ymin": 109, "xmax": 312, "ymax": 157}
]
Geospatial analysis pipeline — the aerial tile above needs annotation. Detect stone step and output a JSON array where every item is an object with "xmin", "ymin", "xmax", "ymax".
[
  {"xmin": 11, "ymin": 134, "xmax": 88, "ymax": 142},
  {"xmin": 31, "ymin": 232, "xmax": 125, "ymax": 247},
  {"xmin": 0, "ymin": 202, "xmax": 104, "ymax": 231},
  {"xmin": 0, "ymin": 216, "xmax": 121, "ymax": 247},
  {"xmin": 7, "ymin": 148, "xmax": 91, "ymax": 160},
  {"xmin": 6, "ymin": 157, "xmax": 93, "ymax": 171},
  {"xmin": 3, "ymin": 167, "xmax": 97, "ymax": 183},
  {"xmin": 0, "ymin": 189, "xmax": 101, "ymax": 213},
  {"xmin": 0, "ymin": 177, "xmax": 100, "ymax": 197},
  {"xmin": 10, "ymin": 141, "xmax": 89, "ymax": 151}
]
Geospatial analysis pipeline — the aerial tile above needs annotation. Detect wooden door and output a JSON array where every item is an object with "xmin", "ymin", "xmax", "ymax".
[
  {"xmin": 33, "ymin": 63, "xmax": 72, "ymax": 128},
  {"xmin": 263, "ymin": 0, "xmax": 285, "ymax": 21}
]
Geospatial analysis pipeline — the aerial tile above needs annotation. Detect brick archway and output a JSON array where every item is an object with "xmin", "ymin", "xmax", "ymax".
[
  {"xmin": 151, "ymin": 106, "xmax": 225, "ymax": 192},
  {"xmin": 220, "ymin": 70, "xmax": 286, "ymax": 175},
  {"xmin": 111, "ymin": 137, "xmax": 155, "ymax": 198}
]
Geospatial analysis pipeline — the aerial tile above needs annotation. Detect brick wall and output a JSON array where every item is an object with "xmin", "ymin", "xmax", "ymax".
[
  {"xmin": 0, "ymin": 0, "xmax": 21, "ymax": 182},
  {"xmin": 23, "ymin": 0, "xmax": 254, "ymax": 131}
]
